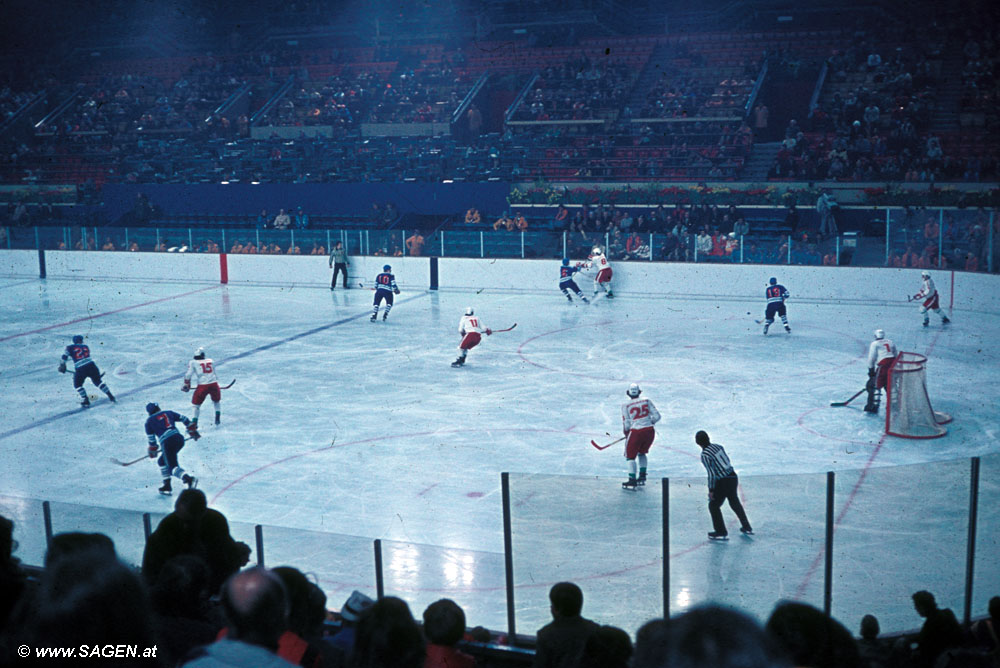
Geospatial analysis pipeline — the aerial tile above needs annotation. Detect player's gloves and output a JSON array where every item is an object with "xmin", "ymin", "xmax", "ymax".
[
  {"xmin": 394, "ymin": 288, "xmax": 400, "ymax": 294},
  {"xmin": 868, "ymin": 368, "xmax": 876, "ymax": 379},
  {"xmin": 486, "ymin": 328, "xmax": 492, "ymax": 335},
  {"xmin": 186, "ymin": 423, "xmax": 201, "ymax": 441},
  {"xmin": 182, "ymin": 379, "xmax": 191, "ymax": 392},
  {"xmin": 147, "ymin": 446, "xmax": 158, "ymax": 459},
  {"xmin": 58, "ymin": 362, "xmax": 67, "ymax": 374}
]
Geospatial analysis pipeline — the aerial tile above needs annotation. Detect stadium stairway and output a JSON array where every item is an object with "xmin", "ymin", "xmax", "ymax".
[
  {"xmin": 623, "ymin": 43, "xmax": 676, "ymax": 113},
  {"xmin": 931, "ymin": 53, "xmax": 965, "ymax": 132},
  {"xmin": 742, "ymin": 141, "xmax": 782, "ymax": 180}
]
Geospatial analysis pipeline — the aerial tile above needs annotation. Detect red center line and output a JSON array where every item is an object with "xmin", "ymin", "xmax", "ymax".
[
  {"xmin": 793, "ymin": 433, "xmax": 887, "ymax": 600},
  {"xmin": 0, "ymin": 285, "xmax": 218, "ymax": 343}
]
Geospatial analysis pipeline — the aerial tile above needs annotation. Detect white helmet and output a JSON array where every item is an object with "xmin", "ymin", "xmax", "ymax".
[
  {"xmin": 465, "ymin": 306, "xmax": 474, "ymax": 316},
  {"xmin": 921, "ymin": 270, "xmax": 930, "ymax": 279},
  {"xmin": 194, "ymin": 347, "xmax": 205, "ymax": 359},
  {"xmin": 627, "ymin": 383, "xmax": 641, "ymax": 398},
  {"xmin": 874, "ymin": 329, "xmax": 884, "ymax": 340},
  {"xmin": 591, "ymin": 246, "xmax": 603, "ymax": 256}
]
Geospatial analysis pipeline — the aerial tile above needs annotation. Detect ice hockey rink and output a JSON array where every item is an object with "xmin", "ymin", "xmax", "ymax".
[{"xmin": 1, "ymin": 258, "xmax": 998, "ymax": 638}]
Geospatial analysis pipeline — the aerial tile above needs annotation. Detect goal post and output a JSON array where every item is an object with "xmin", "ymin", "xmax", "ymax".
[{"xmin": 885, "ymin": 352, "xmax": 952, "ymax": 439}]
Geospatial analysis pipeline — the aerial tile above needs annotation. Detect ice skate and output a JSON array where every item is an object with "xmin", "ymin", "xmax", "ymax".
[
  {"xmin": 80, "ymin": 398, "xmax": 91, "ymax": 409},
  {"xmin": 637, "ymin": 472, "xmax": 647, "ymax": 486},
  {"xmin": 922, "ymin": 319, "xmax": 929, "ymax": 327},
  {"xmin": 182, "ymin": 474, "xmax": 198, "ymax": 489},
  {"xmin": 215, "ymin": 413, "xmax": 221, "ymax": 426},
  {"xmin": 158, "ymin": 479, "xmax": 172, "ymax": 495},
  {"xmin": 451, "ymin": 357, "xmax": 465, "ymax": 368},
  {"xmin": 942, "ymin": 316, "xmax": 950, "ymax": 325},
  {"xmin": 763, "ymin": 324, "xmax": 769, "ymax": 335},
  {"xmin": 784, "ymin": 325, "xmax": 791, "ymax": 333},
  {"xmin": 582, "ymin": 297, "xmax": 589, "ymax": 304},
  {"xmin": 622, "ymin": 478, "xmax": 638, "ymax": 490},
  {"xmin": 383, "ymin": 312, "xmax": 388, "ymax": 321},
  {"xmin": 708, "ymin": 532, "xmax": 729, "ymax": 541},
  {"xmin": 740, "ymin": 526, "xmax": 754, "ymax": 536},
  {"xmin": 606, "ymin": 290, "xmax": 614, "ymax": 299},
  {"xmin": 370, "ymin": 315, "xmax": 377, "ymax": 322}
]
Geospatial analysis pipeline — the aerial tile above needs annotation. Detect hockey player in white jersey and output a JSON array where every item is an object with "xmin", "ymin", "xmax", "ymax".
[
  {"xmin": 864, "ymin": 329, "xmax": 898, "ymax": 413},
  {"xmin": 911, "ymin": 271, "xmax": 951, "ymax": 327},
  {"xmin": 621, "ymin": 383, "xmax": 661, "ymax": 489},
  {"xmin": 183, "ymin": 347, "xmax": 221, "ymax": 426},
  {"xmin": 452, "ymin": 307, "xmax": 492, "ymax": 367},
  {"xmin": 582, "ymin": 247, "xmax": 614, "ymax": 299}
]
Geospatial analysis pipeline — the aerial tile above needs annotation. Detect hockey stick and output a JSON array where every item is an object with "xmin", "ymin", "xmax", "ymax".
[
  {"xmin": 222, "ymin": 379, "xmax": 236, "ymax": 389},
  {"xmin": 830, "ymin": 388, "xmax": 866, "ymax": 407},
  {"xmin": 591, "ymin": 435, "xmax": 626, "ymax": 450},
  {"xmin": 110, "ymin": 455, "xmax": 147, "ymax": 467},
  {"xmin": 492, "ymin": 323, "xmax": 517, "ymax": 333}
]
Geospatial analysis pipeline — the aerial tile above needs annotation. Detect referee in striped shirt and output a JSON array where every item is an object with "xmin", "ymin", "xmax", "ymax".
[{"xmin": 696, "ymin": 430, "xmax": 753, "ymax": 540}]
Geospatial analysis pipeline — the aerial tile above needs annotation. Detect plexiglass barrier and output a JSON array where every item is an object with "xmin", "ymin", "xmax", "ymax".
[
  {"xmin": 2, "ymin": 207, "xmax": 994, "ymax": 273},
  {"xmin": 3, "ymin": 455, "xmax": 998, "ymax": 635},
  {"xmin": 379, "ymin": 538, "xmax": 507, "ymax": 632}
]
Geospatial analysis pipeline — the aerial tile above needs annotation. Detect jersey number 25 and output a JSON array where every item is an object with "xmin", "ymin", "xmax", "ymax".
[{"xmin": 629, "ymin": 404, "xmax": 649, "ymax": 419}]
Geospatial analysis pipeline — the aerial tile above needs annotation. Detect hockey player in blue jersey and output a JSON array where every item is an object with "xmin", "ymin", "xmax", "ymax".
[
  {"xmin": 371, "ymin": 264, "xmax": 401, "ymax": 322},
  {"xmin": 763, "ymin": 277, "xmax": 791, "ymax": 335},
  {"xmin": 144, "ymin": 402, "xmax": 199, "ymax": 495},
  {"xmin": 558, "ymin": 258, "xmax": 589, "ymax": 304},
  {"xmin": 59, "ymin": 334, "xmax": 115, "ymax": 408}
]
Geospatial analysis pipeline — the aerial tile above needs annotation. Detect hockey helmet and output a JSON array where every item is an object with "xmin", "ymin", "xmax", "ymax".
[
  {"xmin": 769, "ymin": 277, "xmax": 777, "ymax": 285},
  {"xmin": 146, "ymin": 402, "xmax": 160, "ymax": 415},
  {"xmin": 627, "ymin": 383, "xmax": 641, "ymax": 398},
  {"xmin": 383, "ymin": 264, "xmax": 391, "ymax": 272},
  {"xmin": 921, "ymin": 270, "xmax": 930, "ymax": 279},
  {"xmin": 874, "ymin": 329, "xmax": 885, "ymax": 340},
  {"xmin": 72, "ymin": 335, "xmax": 84, "ymax": 344},
  {"xmin": 465, "ymin": 306, "xmax": 474, "ymax": 316},
  {"xmin": 591, "ymin": 246, "xmax": 603, "ymax": 256},
  {"xmin": 562, "ymin": 258, "xmax": 570, "ymax": 266},
  {"xmin": 194, "ymin": 347, "xmax": 205, "ymax": 359}
]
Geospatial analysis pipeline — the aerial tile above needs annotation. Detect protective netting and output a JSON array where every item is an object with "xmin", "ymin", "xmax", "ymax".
[{"xmin": 886, "ymin": 352, "xmax": 952, "ymax": 439}]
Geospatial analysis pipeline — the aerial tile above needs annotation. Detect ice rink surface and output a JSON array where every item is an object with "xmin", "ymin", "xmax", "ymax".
[{"xmin": 1, "ymin": 273, "xmax": 998, "ymax": 636}]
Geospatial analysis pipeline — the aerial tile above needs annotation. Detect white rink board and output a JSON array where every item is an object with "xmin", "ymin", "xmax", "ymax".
[
  {"xmin": 225, "ymin": 253, "xmax": 429, "ymax": 290},
  {"xmin": 0, "ymin": 250, "xmax": 38, "ymax": 276},
  {"xmin": 44, "ymin": 250, "xmax": 220, "ymax": 283}
]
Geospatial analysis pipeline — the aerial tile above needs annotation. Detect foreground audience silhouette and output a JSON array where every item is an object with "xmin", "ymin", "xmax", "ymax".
[
  {"xmin": 765, "ymin": 601, "xmax": 859, "ymax": 668},
  {"xmin": 351, "ymin": 595, "xmax": 425, "ymax": 668},
  {"xmin": 532, "ymin": 582, "xmax": 599, "ymax": 668},
  {"xmin": 633, "ymin": 604, "xmax": 788, "ymax": 668},
  {"xmin": 183, "ymin": 566, "xmax": 291, "ymax": 667},
  {"xmin": 423, "ymin": 598, "xmax": 475, "ymax": 668}
]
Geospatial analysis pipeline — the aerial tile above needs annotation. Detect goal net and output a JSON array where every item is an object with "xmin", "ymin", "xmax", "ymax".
[{"xmin": 885, "ymin": 352, "xmax": 952, "ymax": 439}]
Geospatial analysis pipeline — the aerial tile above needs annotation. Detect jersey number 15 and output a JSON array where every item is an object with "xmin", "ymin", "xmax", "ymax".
[{"xmin": 199, "ymin": 362, "xmax": 213, "ymax": 373}]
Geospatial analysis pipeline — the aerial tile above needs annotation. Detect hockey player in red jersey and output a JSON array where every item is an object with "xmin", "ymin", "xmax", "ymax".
[
  {"xmin": 452, "ymin": 307, "xmax": 491, "ymax": 367},
  {"xmin": 582, "ymin": 247, "xmax": 614, "ymax": 299},
  {"xmin": 621, "ymin": 383, "xmax": 661, "ymax": 489},
  {"xmin": 911, "ymin": 271, "xmax": 951, "ymax": 327},
  {"xmin": 865, "ymin": 329, "xmax": 898, "ymax": 413},
  {"xmin": 183, "ymin": 347, "xmax": 221, "ymax": 426}
]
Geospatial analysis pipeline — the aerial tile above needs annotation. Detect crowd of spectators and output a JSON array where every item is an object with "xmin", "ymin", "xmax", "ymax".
[
  {"xmin": 369, "ymin": 67, "xmax": 471, "ymax": 124},
  {"xmin": 2, "ymin": 511, "xmax": 998, "ymax": 667},
  {"xmin": 512, "ymin": 59, "xmax": 633, "ymax": 122}
]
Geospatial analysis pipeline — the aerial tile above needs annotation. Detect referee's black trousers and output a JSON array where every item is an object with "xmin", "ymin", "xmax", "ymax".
[{"xmin": 708, "ymin": 475, "xmax": 751, "ymax": 535}]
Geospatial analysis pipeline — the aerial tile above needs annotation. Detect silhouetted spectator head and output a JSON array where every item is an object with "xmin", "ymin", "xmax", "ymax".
[
  {"xmin": 860, "ymin": 614, "xmax": 880, "ymax": 641},
  {"xmin": 31, "ymin": 548, "xmax": 161, "ymax": 666},
  {"xmin": 272, "ymin": 565, "xmax": 327, "ymax": 639},
  {"xmin": 175, "ymin": 487, "xmax": 208, "ymax": 519},
  {"xmin": 578, "ymin": 625, "xmax": 632, "ymax": 668},
  {"xmin": 220, "ymin": 567, "xmax": 288, "ymax": 651},
  {"xmin": 634, "ymin": 606, "xmax": 786, "ymax": 668},
  {"xmin": 151, "ymin": 554, "xmax": 211, "ymax": 618},
  {"xmin": 45, "ymin": 531, "xmax": 115, "ymax": 568},
  {"xmin": 352, "ymin": 596, "xmax": 425, "ymax": 668},
  {"xmin": 422, "ymin": 598, "xmax": 466, "ymax": 646},
  {"xmin": 990, "ymin": 596, "xmax": 1000, "ymax": 621},
  {"xmin": 549, "ymin": 581, "xmax": 585, "ymax": 618},
  {"xmin": 0, "ymin": 515, "xmax": 14, "ymax": 560},
  {"xmin": 912, "ymin": 590, "xmax": 937, "ymax": 617},
  {"xmin": 766, "ymin": 600, "xmax": 859, "ymax": 668}
]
